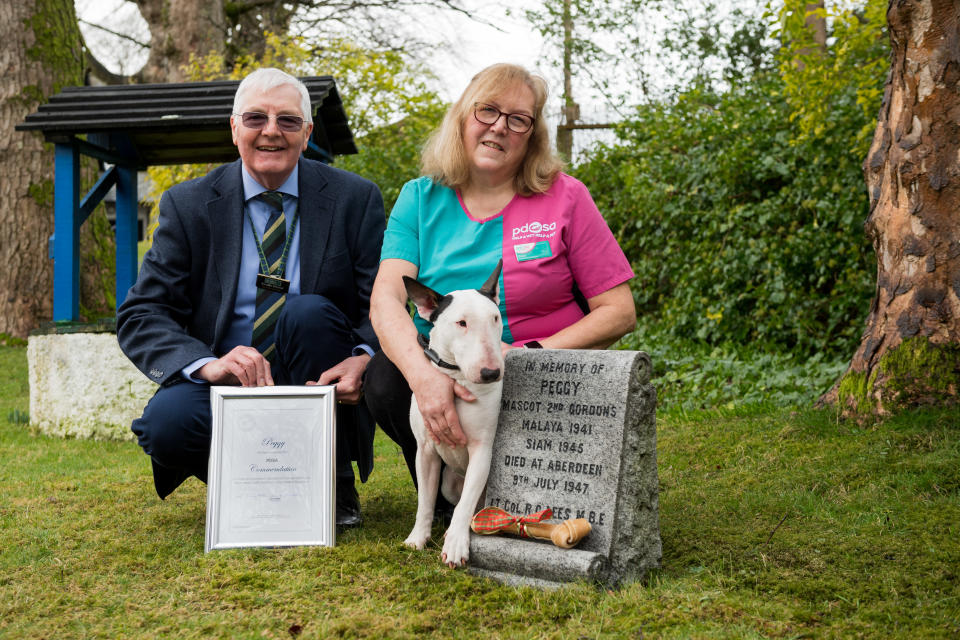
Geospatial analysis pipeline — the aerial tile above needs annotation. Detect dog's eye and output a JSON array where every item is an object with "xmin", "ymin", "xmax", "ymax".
[{"xmin": 457, "ymin": 320, "xmax": 467, "ymax": 328}]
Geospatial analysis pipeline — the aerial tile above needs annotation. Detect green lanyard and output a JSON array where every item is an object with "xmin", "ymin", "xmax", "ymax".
[{"xmin": 245, "ymin": 197, "xmax": 300, "ymax": 279}]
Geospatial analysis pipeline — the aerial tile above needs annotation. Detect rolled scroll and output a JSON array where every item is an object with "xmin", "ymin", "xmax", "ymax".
[{"xmin": 470, "ymin": 507, "xmax": 591, "ymax": 549}]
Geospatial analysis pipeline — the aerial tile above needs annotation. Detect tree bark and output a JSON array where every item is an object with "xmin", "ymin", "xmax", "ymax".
[
  {"xmin": 793, "ymin": 1, "xmax": 827, "ymax": 70},
  {"xmin": 0, "ymin": 0, "xmax": 84, "ymax": 338},
  {"xmin": 822, "ymin": 0, "xmax": 960, "ymax": 414},
  {"xmin": 226, "ymin": 0, "xmax": 293, "ymax": 62},
  {"xmin": 804, "ymin": 1, "xmax": 827, "ymax": 51},
  {"xmin": 134, "ymin": 0, "xmax": 226, "ymax": 82}
]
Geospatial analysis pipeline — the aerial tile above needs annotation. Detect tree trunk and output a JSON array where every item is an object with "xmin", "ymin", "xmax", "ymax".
[
  {"xmin": 822, "ymin": 0, "xmax": 960, "ymax": 415},
  {"xmin": 227, "ymin": 1, "xmax": 293, "ymax": 63},
  {"xmin": 793, "ymin": 1, "xmax": 827, "ymax": 70},
  {"xmin": 804, "ymin": 2, "xmax": 827, "ymax": 51},
  {"xmin": 134, "ymin": 0, "xmax": 226, "ymax": 82},
  {"xmin": 0, "ymin": 0, "xmax": 84, "ymax": 338}
]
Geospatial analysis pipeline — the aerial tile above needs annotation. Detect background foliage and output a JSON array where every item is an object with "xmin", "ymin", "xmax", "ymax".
[
  {"xmin": 777, "ymin": 0, "xmax": 889, "ymax": 152},
  {"xmin": 574, "ymin": 0, "xmax": 888, "ymax": 361},
  {"xmin": 146, "ymin": 33, "xmax": 444, "ymax": 239},
  {"xmin": 138, "ymin": 0, "xmax": 893, "ymax": 408}
]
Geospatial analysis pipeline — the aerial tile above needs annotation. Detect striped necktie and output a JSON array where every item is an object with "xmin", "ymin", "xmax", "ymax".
[{"xmin": 252, "ymin": 191, "xmax": 286, "ymax": 363}]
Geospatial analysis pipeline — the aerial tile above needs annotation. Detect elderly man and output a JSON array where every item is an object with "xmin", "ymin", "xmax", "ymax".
[{"xmin": 118, "ymin": 68, "xmax": 384, "ymax": 528}]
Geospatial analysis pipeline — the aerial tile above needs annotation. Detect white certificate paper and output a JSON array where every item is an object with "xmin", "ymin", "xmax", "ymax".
[{"xmin": 205, "ymin": 386, "xmax": 336, "ymax": 552}]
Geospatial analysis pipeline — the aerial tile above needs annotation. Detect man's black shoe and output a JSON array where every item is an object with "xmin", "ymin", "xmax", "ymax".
[
  {"xmin": 151, "ymin": 459, "xmax": 192, "ymax": 500},
  {"xmin": 336, "ymin": 481, "xmax": 362, "ymax": 529}
]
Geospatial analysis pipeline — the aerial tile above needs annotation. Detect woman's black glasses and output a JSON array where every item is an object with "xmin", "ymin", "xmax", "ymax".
[{"xmin": 473, "ymin": 103, "xmax": 534, "ymax": 133}]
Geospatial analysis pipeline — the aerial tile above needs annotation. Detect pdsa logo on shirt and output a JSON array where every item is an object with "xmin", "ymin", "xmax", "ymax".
[{"xmin": 512, "ymin": 220, "xmax": 557, "ymax": 240}]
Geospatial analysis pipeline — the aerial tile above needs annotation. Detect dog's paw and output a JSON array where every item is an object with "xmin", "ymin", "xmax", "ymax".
[
  {"xmin": 441, "ymin": 532, "xmax": 470, "ymax": 568},
  {"xmin": 403, "ymin": 533, "xmax": 430, "ymax": 550}
]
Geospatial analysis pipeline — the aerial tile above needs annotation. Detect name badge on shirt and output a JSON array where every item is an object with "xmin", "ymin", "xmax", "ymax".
[
  {"xmin": 257, "ymin": 273, "xmax": 290, "ymax": 293},
  {"xmin": 514, "ymin": 241, "xmax": 553, "ymax": 262}
]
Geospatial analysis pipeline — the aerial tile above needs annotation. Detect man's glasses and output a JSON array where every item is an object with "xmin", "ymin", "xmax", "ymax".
[
  {"xmin": 235, "ymin": 111, "xmax": 305, "ymax": 132},
  {"xmin": 473, "ymin": 103, "xmax": 535, "ymax": 134}
]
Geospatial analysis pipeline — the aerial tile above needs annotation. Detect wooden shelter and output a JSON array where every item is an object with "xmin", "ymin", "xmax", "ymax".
[{"xmin": 16, "ymin": 77, "xmax": 356, "ymax": 321}]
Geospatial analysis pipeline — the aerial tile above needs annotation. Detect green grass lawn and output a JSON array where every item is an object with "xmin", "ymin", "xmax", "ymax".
[{"xmin": 1, "ymin": 344, "xmax": 958, "ymax": 638}]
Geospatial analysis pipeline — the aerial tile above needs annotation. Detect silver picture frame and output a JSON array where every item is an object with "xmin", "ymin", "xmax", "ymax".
[{"xmin": 205, "ymin": 385, "xmax": 336, "ymax": 552}]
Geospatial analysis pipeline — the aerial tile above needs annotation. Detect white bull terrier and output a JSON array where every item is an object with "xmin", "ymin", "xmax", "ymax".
[{"xmin": 402, "ymin": 259, "xmax": 505, "ymax": 567}]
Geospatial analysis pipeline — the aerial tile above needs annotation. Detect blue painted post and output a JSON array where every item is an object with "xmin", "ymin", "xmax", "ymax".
[
  {"xmin": 114, "ymin": 166, "xmax": 138, "ymax": 309},
  {"xmin": 53, "ymin": 143, "xmax": 80, "ymax": 321}
]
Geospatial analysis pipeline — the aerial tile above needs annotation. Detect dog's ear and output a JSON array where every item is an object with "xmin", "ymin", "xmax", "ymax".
[
  {"xmin": 477, "ymin": 258, "xmax": 503, "ymax": 303},
  {"xmin": 404, "ymin": 276, "xmax": 451, "ymax": 322}
]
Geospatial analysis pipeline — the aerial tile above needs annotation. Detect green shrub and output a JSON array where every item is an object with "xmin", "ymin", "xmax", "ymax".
[
  {"xmin": 617, "ymin": 322, "xmax": 848, "ymax": 415},
  {"xmin": 577, "ymin": 70, "xmax": 876, "ymax": 359},
  {"xmin": 573, "ymin": 1, "xmax": 888, "ymax": 361}
]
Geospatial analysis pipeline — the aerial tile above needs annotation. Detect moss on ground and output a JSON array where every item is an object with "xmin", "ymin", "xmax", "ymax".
[{"xmin": 837, "ymin": 369, "xmax": 873, "ymax": 415}]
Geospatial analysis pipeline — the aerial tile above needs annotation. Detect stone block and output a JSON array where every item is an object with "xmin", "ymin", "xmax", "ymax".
[{"xmin": 27, "ymin": 332, "xmax": 155, "ymax": 440}]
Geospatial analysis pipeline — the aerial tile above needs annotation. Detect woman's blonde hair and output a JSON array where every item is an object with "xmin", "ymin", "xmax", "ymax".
[{"xmin": 421, "ymin": 63, "xmax": 563, "ymax": 196}]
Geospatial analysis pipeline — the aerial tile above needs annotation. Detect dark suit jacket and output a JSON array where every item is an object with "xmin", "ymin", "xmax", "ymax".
[{"xmin": 117, "ymin": 157, "xmax": 385, "ymax": 480}]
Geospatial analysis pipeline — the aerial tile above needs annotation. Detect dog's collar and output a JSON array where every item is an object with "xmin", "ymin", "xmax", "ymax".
[{"xmin": 417, "ymin": 333, "xmax": 460, "ymax": 370}]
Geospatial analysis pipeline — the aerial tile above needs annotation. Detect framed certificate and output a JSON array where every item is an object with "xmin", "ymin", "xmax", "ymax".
[{"xmin": 205, "ymin": 385, "xmax": 336, "ymax": 552}]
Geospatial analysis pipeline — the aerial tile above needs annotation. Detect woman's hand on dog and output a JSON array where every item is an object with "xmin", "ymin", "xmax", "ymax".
[{"xmin": 411, "ymin": 368, "xmax": 475, "ymax": 448}]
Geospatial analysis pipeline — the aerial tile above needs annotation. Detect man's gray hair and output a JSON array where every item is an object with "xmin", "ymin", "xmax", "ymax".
[{"xmin": 233, "ymin": 68, "xmax": 313, "ymax": 124}]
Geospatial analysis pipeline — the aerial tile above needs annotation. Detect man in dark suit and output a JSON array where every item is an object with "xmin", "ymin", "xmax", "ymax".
[{"xmin": 117, "ymin": 68, "xmax": 384, "ymax": 528}]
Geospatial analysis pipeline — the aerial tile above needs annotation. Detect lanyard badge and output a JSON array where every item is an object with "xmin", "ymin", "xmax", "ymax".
[
  {"xmin": 246, "ymin": 198, "xmax": 299, "ymax": 295},
  {"xmin": 256, "ymin": 273, "xmax": 290, "ymax": 293}
]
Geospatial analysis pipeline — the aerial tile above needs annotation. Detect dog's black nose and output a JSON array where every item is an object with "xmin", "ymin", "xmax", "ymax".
[{"xmin": 480, "ymin": 367, "xmax": 501, "ymax": 382}]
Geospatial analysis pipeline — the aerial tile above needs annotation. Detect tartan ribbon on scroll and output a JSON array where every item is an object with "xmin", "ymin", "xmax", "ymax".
[
  {"xmin": 470, "ymin": 507, "xmax": 554, "ymax": 537},
  {"xmin": 470, "ymin": 506, "xmax": 592, "ymax": 549}
]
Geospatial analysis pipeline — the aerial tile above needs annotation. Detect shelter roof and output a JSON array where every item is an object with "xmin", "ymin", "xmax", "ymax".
[{"xmin": 16, "ymin": 77, "xmax": 356, "ymax": 167}]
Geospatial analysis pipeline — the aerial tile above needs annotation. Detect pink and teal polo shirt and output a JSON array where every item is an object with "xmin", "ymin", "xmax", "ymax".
[{"xmin": 381, "ymin": 173, "xmax": 634, "ymax": 345}]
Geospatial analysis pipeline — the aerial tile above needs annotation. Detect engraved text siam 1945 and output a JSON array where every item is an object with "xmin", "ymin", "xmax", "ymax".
[{"xmin": 488, "ymin": 358, "xmax": 620, "ymax": 527}]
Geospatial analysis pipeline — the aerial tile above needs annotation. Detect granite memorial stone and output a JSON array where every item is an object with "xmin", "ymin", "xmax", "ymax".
[{"xmin": 468, "ymin": 348, "xmax": 660, "ymax": 588}]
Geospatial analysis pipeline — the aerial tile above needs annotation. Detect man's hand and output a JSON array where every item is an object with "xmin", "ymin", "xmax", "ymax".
[
  {"xmin": 197, "ymin": 345, "xmax": 274, "ymax": 386},
  {"xmin": 308, "ymin": 354, "xmax": 370, "ymax": 404}
]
